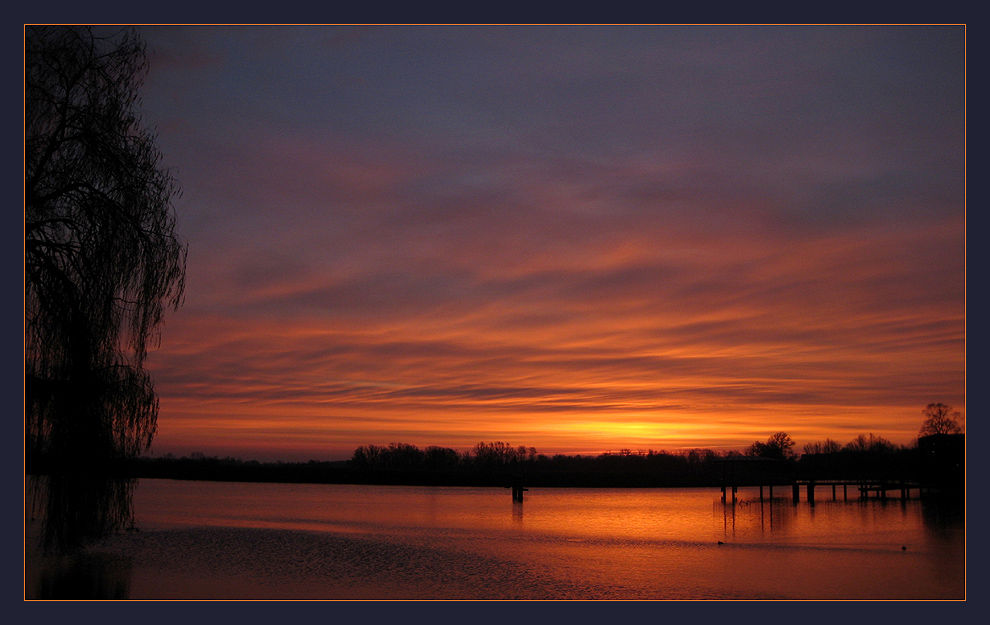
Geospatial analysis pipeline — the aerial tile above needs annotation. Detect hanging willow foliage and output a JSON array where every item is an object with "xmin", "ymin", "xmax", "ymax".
[{"xmin": 25, "ymin": 25, "xmax": 187, "ymax": 554}]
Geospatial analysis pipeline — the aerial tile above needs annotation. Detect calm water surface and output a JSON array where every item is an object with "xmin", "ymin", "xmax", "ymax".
[{"xmin": 25, "ymin": 479, "xmax": 966, "ymax": 600}]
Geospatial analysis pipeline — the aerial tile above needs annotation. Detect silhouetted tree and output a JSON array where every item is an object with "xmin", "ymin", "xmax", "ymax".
[
  {"xmin": 685, "ymin": 448, "xmax": 719, "ymax": 464},
  {"xmin": 351, "ymin": 444, "xmax": 385, "ymax": 468},
  {"xmin": 384, "ymin": 442, "xmax": 425, "ymax": 470},
  {"xmin": 424, "ymin": 445, "xmax": 461, "ymax": 471},
  {"xmin": 471, "ymin": 441, "xmax": 517, "ymax": 467},
  {"xmin": 747, "ymin": 432, "xmax": 796, "ymax": 460},
  {"xmin": 803, "ymin": 438, "xmax": 842, "ymax": 455},
  {"xmin": 842, "ymin": 433, "xmax": 898, "ymax": 454},
  {"xmin": 919, "ymin": 402, "xmax": 963, "ymax": 437},
  {"xmin": 25, "ymin": 26, "xmax": 186, "ymax": 553}
]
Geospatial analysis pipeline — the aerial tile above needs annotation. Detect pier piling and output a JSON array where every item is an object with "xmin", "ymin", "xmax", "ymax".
[
  {"xmin": 774, "ymin": 480, "xmax": 921, "ymax": 505},
  {"xmin": 510, "ymin": 485, "xmax": 528, "ymax": 502}
]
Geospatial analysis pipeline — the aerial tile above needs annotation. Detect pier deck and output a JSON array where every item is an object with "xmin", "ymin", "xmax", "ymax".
[{"xmin": 720, "ymin": 479, "xmax": 924, "ymax": 504}]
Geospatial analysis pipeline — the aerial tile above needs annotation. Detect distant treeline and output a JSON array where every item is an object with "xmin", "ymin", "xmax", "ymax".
[{"xmin": 26, "ymin": 434, "xmax": 962, "ymax": 490}]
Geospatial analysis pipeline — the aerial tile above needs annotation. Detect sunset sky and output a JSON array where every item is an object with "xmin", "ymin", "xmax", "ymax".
[{"xmin": 131, "ymin": 25, "xmax": 966, "ymax": 461}]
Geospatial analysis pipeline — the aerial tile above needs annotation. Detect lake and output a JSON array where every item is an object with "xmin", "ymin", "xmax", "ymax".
[{"xmin": 24, "ymin": 479, "xmax": 965, "ymax": 600}]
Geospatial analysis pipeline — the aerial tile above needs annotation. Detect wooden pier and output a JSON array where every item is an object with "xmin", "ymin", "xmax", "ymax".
[
  {"xmin": 715, "ymin": 458, "xmax": 927, "ymax": 506},
  {"xmin": 505, "ymin": 483, "xmax": 529, "ymax": 502},
  {"xmin": 790, "ymin": 479, "xmax": 923, "ymax": 504},
  {"xmin": 720, "ymin": 483, "xmax": 783, "ymax": 504},
  {"xmin": 719, "ymin": 478, "xmax": 924, "ymax": 505}
]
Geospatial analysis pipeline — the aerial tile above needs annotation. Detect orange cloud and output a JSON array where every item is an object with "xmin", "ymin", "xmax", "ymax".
[{"xmin": 135, "ymin": 26, "xmax": 964, "ymax": 461}]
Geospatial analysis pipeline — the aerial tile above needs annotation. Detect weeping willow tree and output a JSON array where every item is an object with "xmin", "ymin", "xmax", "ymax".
[{"xmin": 25, "ymin": 26, "xmax": 186, "ymax": 553}]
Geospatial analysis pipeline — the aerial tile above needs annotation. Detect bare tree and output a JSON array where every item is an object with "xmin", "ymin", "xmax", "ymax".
[
  {"xmin": 803, "ymin": 438, "xmax": 842, "ymax": 455},
  {"xmin": 472, "ymin": 441, "xmax": 517, "ymax": 467},
  {"xmin": 842, "ymin": 433, "xmax": 897, "ymax": 454},
  {"xmin": 919, "ymin": 402, "xmax": 963, "ymax": 437},
  {"xmin": 747, "ymin": 432, "xmax": 796, "ymax": 460},
  {"xmin": 25, "ymin": 26, "xmax": 186, "ymax": 553}
]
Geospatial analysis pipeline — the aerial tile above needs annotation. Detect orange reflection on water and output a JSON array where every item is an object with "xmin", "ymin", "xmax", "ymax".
[{"xmin": 27, "ymin": 480, "xmax": 964, "ymax": 599}]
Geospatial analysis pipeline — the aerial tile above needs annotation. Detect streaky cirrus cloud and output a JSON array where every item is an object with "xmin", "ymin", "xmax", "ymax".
[{"xmin": 136, "ymin": 25, "xmax": 964, "ymax": 461}]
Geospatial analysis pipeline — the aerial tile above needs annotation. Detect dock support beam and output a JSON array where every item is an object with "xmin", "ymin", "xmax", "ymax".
[
  {"xmin": 782, "ymin": 481, "xmax": 920, "ymax": 505},
  {"xmin": 510, "ymin": 485, "xmax": 528, "ymax": 502}
]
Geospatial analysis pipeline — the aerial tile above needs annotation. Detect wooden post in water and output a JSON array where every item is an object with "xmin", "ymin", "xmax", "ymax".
[
  {"xmin": 510, "ymin": 485, "xmax": 528, "ymax": 502},
  {"xmin": 721, "ymin": 461, "xmax": 727, "ymax": 504},
  {"xmin": 807, "ymin": 482, "xmax": 815, "ymax": 505},
  {"xmin": 843, "ymin": 484, "xmax": 848, "ymax": 501},
  {"xmin": 507, "ymin": 482, "xmax": 528, "ymax": 502},
  {"xmin": 792, "ymin": 483, "xmax": 800, "ymax": 504},
  {"xmin": 759, "ymin": 485, "xmax": 764, "ymax": 502},
  {"xmin": 832, "ymin": 484, "xmax": 837, "ymax": 501}
]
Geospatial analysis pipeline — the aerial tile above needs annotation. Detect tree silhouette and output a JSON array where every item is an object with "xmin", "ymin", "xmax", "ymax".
[
  {"xmin": 747, "ymin": 432, "xmax": 796, "ymax": 460},
  {"xmin": 471, "ymin": 441, "xmax": 518, "ymax": 467},
  {"xmin": 842, "ymin": 433, "xmax": 897, "ymax": 454},
  {"xmin": 25, "ymin": 26, "xmax": 186, "ymax": 553},
  {"xmin": 803, "ymin": 438, "xmax": 842, "ymax": 455},
  {"xmin": 918, "ymin": 402, "xmax": 963, "ymax": 437}
]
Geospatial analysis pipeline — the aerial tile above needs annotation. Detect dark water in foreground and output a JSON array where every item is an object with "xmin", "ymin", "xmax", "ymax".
[{"xmin": 25, "ymin": 479, "xmax": 965, "ymax": 600}]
